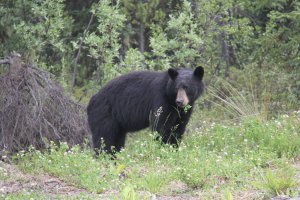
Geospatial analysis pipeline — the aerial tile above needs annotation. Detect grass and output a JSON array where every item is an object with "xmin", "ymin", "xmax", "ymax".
[
  {"xmin": 2, "ymin": 192, "xmax": 97, "ymax": 200},
  {"xmin": 254, "ymin": 168, "xmax": 297, "ymax": 196},
  {"xmin": 10, "ymin": 110, "xmax": 300, "ymax": 199},
  {"xmin": 2, "ymin": 192, "xmax": 47, "ymax": 200}
]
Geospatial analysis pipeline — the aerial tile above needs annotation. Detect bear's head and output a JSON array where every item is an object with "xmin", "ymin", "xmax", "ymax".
[{"xmin": 166, "ymin": 66, "xmax": 204, "ymax": 108}]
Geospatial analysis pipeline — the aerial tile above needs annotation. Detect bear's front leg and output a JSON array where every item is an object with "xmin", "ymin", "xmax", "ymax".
[
  {"xmin": 162, "ymin": 109, "xmax": 192, "ymax": 147},
  {"xmin": 162, "ymin": 120, "xmax": 188, "ymax": 147}
]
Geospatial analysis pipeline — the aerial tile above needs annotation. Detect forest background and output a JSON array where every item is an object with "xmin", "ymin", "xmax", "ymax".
[{"xmin": 1, "ymin": 0, "xmax": 299, "ymax": 115}]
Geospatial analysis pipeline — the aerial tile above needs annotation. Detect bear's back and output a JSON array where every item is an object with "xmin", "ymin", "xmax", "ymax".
[{"xmin": 88, "ymin": 70, "xmax": 169, "ymax": 132}]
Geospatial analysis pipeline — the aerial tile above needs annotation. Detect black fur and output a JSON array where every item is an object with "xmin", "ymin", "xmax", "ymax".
[{"xmin": 87, "ymin": 67, "xmax": 205, "ymax": 154}]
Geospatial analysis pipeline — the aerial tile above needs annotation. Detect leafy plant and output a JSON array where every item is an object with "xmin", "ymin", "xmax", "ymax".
[
  {"xmin": 254, "ymin": 168, "xmax": 297, "ymax": 196},
  {"xmin": 84, "ymin": 0, "xmax": 126, "ymax": 84},
  {"xmin": 121, "ymin": 184, "xmax": 139, "ymax": 200},
  {"xmin": 183, "ymin": 104, "xmax": 192, "ymax": 113}
]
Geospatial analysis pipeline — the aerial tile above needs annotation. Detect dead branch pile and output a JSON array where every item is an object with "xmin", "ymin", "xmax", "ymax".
[{"xmin": 0, "ymin": 53, "xmax": 89, "ymax": 154}]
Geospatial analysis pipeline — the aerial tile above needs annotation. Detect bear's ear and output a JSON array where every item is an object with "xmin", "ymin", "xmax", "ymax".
[
  {"xmin": 193, "ymin": 66, "xmax": 204, "ymax": 80},
  {"xmin": 168, "ymin": 68, "xmax": 178, "ymax": 80}
]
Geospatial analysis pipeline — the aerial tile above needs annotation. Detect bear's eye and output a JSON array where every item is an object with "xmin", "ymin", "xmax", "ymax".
[{"xmin": 182, "ymin": 85, "xmax": 188, "ymax": 90}]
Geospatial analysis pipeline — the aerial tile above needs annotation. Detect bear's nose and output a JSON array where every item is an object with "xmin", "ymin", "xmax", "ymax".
[{"xmin": 176, "ymin": 99, "xmax": 184, "ymax": 107}]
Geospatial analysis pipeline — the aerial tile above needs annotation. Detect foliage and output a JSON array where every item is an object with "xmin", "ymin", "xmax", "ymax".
[
  {"xmin": 149, "ymin": 1, "xmax": 203, "ymax": 70},
  {"xmin": 14, "ymin": 113, "xmax": 300, "ymax": 198},
  {"xmin": 84, "ymin": 0, "xmax": 126, "ymax": 85},
  {"xmin": 121, "ymin": 184, "xmax": 139, "ymax": 200},
  {"xmin": 254, "ymin": 168, "xmax": 297, "ymax": 197},
  {"xmin": 0, "ymin": 0, "xmax": 72, "ymax": 75},
  {"xmin": 1, "ymin": 0, "xmax": 299, "ymax": 110},
  {"xmin": 119, "ymin": 48, "xmax": 146, "ymax": 73}
]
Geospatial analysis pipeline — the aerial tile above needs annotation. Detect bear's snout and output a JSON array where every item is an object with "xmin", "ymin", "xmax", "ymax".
[
  {"xmin": 176, "ymin": 99, "xmax": 184, "ymax": 107},
  {"xmin": 176, "ymin": 88, "xmax": 189, "ymax": 107}
]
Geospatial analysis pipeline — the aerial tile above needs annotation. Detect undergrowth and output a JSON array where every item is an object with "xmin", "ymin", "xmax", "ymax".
[{"xmin": 12, "ymin": 111, "xmax": 300, "ymax": 199}]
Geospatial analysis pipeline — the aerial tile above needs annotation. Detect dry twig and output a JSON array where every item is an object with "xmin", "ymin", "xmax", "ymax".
[{"xmin": 0, "ymin": 53, "xmax": 89, "ymax": 155}]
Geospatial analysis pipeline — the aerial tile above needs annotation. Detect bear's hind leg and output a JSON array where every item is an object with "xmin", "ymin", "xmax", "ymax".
[
  {"xmin": 92, "ymin": 119, "xmax": 121, "ymax": 154},
  {"xmin": 114, "ymin": 130, "xmax": 126, "ymax": 152}
]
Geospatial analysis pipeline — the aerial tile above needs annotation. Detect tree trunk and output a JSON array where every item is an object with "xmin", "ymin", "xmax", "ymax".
[
  {"xmin": 139, "ymin": 22, "xmax": 145, "ymax": 53},
  {"xmin": 228, "ymin": 9, "xmax": 240, "ymax": 69},
  {"xmin": 70, "ymin": 1, "xmax": 100, "ymax": 93},
  {"xmin": 220, "ymin": 31, "xmax": 230, "ymax": 78}
]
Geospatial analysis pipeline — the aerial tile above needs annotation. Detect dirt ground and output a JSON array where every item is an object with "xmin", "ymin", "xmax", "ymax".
[
  {"xmin": 0, "ymin": 161, "xmax": 87, "ymax": 197},
  {"xmin": 0, "ymin": 161, "xmax": 200, "ymax": 199}
]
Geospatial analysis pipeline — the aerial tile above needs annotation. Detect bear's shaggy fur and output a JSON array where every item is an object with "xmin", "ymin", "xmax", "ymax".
[{"xmin": 87, "ymin": 67, "xmax": 205, "ymax": 154}]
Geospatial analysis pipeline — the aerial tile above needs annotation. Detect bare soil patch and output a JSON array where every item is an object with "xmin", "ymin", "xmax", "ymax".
[{"xmin": 0, "ymin": 161, "xmax": 87, "ymax": 197}]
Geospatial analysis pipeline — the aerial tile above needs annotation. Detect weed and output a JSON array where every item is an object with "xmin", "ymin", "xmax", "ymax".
[
  {"xmin": 254, "ymin": 168, "xmax": 297, "ymax": 196},
  {"xmin": 223, "ymin": 189, "xmax": 233, "ymax": 200},
  {"xmin": 206, "ymin": 78, "xmax": 261, "ymax": 120},
  {"xmin": 121, "ymin": 184, "xmax": 139, "ymax": 200},
  {"xmin": 183, "ymin": 104, "xmax": 192, "ymax": 113}
]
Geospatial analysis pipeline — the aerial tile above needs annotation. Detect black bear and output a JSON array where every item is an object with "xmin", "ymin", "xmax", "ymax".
[{"xmin": 87, "ymin": 67, "xmax": 205, "ymax": 154}]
